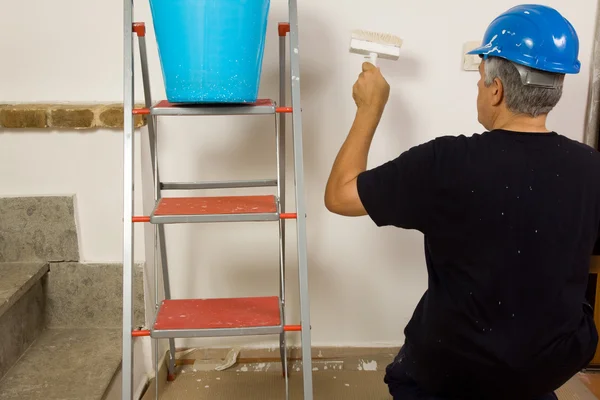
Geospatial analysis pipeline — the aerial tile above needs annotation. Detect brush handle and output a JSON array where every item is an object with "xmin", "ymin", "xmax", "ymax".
[{"xmin": 368, "ymin": 52, "xmax": 378, "ymax": 66}]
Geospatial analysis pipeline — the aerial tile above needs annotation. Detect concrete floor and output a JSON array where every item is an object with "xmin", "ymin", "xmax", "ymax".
[
  {"xmin": 157, "ymin": 370, "xmax": 389, "ymax": 399},
  {"xmin": 142, "ymin": 360, "xmax": 599, "ymax": 400},
  {"xmin": 579, "ymin": 372, "xmax": 600, "ymax": 398}
]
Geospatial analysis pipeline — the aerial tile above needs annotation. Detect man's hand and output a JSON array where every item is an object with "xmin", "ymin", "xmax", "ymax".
[{"xmin": 352, "ymin": 62, "xmax": 390, "ymax": 114}]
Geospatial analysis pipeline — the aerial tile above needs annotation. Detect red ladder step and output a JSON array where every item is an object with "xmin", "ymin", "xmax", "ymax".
[
  {"xmin": 151, "ymin": 195, "xmax": 279, "ymax": 224},
  {"xmin": 152, "ymin": 296, "xmax": 282, "ymax": 338}
]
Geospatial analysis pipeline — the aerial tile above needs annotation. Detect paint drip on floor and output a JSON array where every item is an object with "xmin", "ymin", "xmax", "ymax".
[{"xmin": 357, "ymin": 360, "xmax": 378, "ymax": 371}]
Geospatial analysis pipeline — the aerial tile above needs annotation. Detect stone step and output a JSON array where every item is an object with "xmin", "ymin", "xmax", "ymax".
[
  {"xmin": 0, "ymin": 263, "xmax": 48, "ymax": 379},
  {"xmin": 0, "ymin": 196, "xmax": 79, "ymax": 263},
  {"xmin": 0, "ymin": 329, "xmax": 122, "ymax": 400},
  {"xmin": 45, "ymin": 262, "xmax": 145, "ymax": 329}
]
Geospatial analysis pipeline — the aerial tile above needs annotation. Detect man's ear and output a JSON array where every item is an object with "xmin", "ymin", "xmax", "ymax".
[{"xmin": 491, "ymin": 77, "xmax": 504, "ymax": 107}]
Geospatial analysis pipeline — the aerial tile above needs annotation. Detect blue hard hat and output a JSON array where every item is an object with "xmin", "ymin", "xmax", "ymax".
[{"xmin": 467, "ymin": 4, "xmax": 581, "ymax": 74}]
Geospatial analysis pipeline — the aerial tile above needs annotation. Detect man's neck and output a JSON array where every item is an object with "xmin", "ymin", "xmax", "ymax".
[{"xmin": 491, "ymin": 112, "xmax": 550, "ymax": 133}]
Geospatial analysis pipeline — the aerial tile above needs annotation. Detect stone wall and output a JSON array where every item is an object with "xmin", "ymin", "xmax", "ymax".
[{"xmin": 0, "ymin": 104, "xmax": 147, "ymax": 129}]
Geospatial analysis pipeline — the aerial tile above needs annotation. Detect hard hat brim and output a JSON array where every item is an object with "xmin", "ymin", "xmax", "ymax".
[{"xmin": 467, "ymin": 46, "xmax": 580, "ymax": 75}]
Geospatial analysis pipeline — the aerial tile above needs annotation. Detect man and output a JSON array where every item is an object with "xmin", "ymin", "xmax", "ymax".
[{"xmin": 325, "ymin": 4, "xmax": 600, "ymax": 400}]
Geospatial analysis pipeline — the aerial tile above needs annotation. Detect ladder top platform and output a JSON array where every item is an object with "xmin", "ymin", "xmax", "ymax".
[
  {"xmin": 152, "ymin": 296, "xmax": 282, "ymax": 338},
  {"xmin": 151, "ymin": 99, "xmax": 277, "ymax": 116},
  {"xmin": 150, "ymin": 195, "xmax": 279, "ymax": 224}
]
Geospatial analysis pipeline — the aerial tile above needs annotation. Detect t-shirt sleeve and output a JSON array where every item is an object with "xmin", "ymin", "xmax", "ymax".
[{"xmin": 356, "ymin": 139, "xmax": 439, "ymax": 232}]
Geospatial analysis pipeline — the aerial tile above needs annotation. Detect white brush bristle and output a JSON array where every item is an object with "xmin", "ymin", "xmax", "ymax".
[
  {"xmin": 349, "ymin": 29, "xmax": 402, "ymax": 61},
  {"xmin": 351, "ymin": 29, "xmax": 403, "ymax": 47}
]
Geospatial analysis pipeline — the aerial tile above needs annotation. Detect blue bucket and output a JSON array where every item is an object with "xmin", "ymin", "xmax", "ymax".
[{"xmin": 149, "ymin": 0, "xmax": 271, "ymax": 104}]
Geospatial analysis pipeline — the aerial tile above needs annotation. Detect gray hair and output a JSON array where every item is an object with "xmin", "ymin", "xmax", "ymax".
[{"xmin": 484, "ymin": 57, "xmax": 564, "ymax": 117}]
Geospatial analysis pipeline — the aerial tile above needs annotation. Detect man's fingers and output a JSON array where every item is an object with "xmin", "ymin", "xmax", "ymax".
[{"xmin": 362, "ymin": 61, "xmax": 375, "ymax": 72}]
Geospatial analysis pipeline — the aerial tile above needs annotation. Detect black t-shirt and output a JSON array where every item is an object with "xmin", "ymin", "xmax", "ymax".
[{"xmin": 357, "ymin": 130, "xmax": 600, "ymax": 400}]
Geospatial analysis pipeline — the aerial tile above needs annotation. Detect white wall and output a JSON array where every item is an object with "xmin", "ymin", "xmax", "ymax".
[
  {"xmin": 0, "ymin": 0, "xmax": 596, "ymax": 348},
  {"xmin": 0, "ymin": 0, "xmax": 147, "ymax": 262}
]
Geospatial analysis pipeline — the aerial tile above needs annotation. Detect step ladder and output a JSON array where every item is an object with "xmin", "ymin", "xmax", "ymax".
[{"xmin": 121, "ymin": 1, "xmax": 314, "ymax": 399}]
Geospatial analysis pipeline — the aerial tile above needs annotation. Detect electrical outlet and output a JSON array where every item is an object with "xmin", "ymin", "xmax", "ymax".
[{"xmin": 463, "ymin": 41, "xmax": 482, "ymax": 71}]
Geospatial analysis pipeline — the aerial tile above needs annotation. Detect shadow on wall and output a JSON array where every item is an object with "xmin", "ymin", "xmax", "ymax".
[
  {"xmin": 268, "ymin": 12, "xmax": 428, "ymax": 339},
  {"xmin": 289, "ymin": 11, "xmax": 424, "ymax": 201}
]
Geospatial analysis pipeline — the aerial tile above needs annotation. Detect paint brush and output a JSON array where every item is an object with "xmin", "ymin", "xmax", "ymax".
[{"xmin": 349, "ymin": 29, "xmax": 403, "ymax": 66}]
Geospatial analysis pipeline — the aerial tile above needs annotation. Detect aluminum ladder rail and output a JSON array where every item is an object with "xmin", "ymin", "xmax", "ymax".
[{"xmin": 121, "ymin": 1, "xmax": 314, "ymax": 399}]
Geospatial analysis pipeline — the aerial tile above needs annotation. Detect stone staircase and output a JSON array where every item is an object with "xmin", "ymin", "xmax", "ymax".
[{"xmin": 0, "ymin": 196, "xmax": 144, "ymax": 400}]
